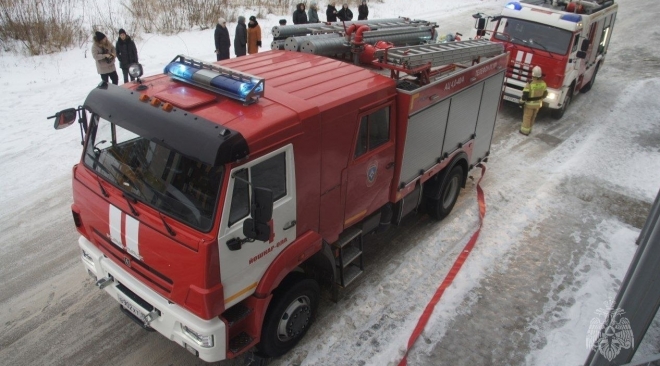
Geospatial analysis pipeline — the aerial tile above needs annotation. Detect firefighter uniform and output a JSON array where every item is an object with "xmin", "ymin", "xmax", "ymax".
[{"xmin": 520, "ymin": 68, "xmax": 547, "ymax": 136}]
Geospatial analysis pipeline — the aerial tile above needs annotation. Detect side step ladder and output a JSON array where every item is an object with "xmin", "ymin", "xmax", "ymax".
[{"xmin": 331, "ymin": 227, "xmax": 364, "ymax": 301}]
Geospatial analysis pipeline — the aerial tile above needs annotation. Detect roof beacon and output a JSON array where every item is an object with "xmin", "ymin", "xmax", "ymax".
[{"xmin": 164, "ymin": 55, "xmax": 265, "ymax": 105}]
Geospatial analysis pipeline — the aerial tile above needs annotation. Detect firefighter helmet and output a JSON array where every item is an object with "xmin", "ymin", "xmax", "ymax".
[{"xmin": 532, "ymin": 66, "xmax": 542, "ymax": 78}]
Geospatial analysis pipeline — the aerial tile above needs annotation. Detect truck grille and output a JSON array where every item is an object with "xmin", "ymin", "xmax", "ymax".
[{"xmin": 93, "ymin": 229, "xmax": 173, "ymax": 294}]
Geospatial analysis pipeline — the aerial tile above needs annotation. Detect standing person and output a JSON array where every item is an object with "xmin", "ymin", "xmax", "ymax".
[
  {"xmin": 293, "ymin": 3, "xmax": 308, "ymax": 25},
  {"xmin": 326, "ymin": 3, "xmax": 338, "ymax": 22},
  {"xmin": 358, "ymin": 0, "xmax": 369, "ymax": 20},
  {"xmin": 234, "ymin": 16, "xmax": 247, "ymax": 57},
  {"xmin": 92, "ymin": 31, "xmax": 118, "ymax": 85},
  {"xmin": 214, "ymin": 18, "xmax": 230, "ymax": 61},
  {"xmin": 247, "ymin": 16, "xmax": 262, "ymax": 55},
  {"xmin": 337, "ymin": 4, "xmax": 353, "ymax": 21},
  {"xmin": 308, "ymin": 2, "xmax": 320, "ymax": 23},
  {"xmin": 519, "ymin": 66, "xmax": 548, "ymax": 136},
  {"xmin": 115, "ymin": 29, "xmax": 138, "ymax": 84}
]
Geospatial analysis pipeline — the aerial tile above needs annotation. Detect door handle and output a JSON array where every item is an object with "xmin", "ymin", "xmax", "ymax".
[
  {"xmin": 386, "ymin": 162, "xmax": 395, "ymax": 170},
  {"xmin": 283, "ymin": 220, "xmax": 297, "ymax": 230}
]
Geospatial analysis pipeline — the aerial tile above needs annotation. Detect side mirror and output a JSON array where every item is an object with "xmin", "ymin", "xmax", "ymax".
[
  {"xmin": 580, "ymin": 39, "xmax": 590, "ymax": 52},
  {"xmin": 475, "ymin": 18, "xmax": 487, "ymax": 31},
  {"xmin": 243, "ymin": 187, "xmax": 273, "ymax": 242},
  {"xmin": 251, "ymin": 187, "xmax": 273, "ymax": 222},
  {"xmin": 52, "ymin": 108, "xmax": 77, "ymax": 130},
  {"xmin": 576, "ymin": 51, "xmax": 587, "ymax": 59}
]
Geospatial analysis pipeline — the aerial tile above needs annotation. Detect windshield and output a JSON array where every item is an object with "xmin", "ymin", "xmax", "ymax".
[
  {"xmin": 83, "ymin": 114, "xmax": 224, "ymax": 232},
  {"xmin": 493, "ymin": 17, "xmax": 573, "ymax": 55}
]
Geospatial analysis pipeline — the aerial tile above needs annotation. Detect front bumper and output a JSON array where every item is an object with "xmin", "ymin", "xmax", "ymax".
[{"xmin": 78, "ymin": 236, "xmax": 227, "ymax": 362}]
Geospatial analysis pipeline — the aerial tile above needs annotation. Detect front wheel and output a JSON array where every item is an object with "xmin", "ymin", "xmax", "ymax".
[
  {"xmin": 257, "ymin": 278, "xmax": 320, "ymax": 357},
  {"xmin": 551, "ymin": 87, "xmax": 573, "ymax": 119},
  {"xmin": 427, "ymin": 165, "xmax": 463, "ymax": 221}
]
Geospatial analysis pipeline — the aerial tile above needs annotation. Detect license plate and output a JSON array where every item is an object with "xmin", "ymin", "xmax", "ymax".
[
  {"xmin": 118, "ymin": 295, "xmax": 147, "ymax": 323},
  {"xmin": 503, "ymin": 95, "xmax": 519, "ymax": 103}
]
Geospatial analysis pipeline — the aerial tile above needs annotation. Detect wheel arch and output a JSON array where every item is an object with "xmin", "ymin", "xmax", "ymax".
[
  {"xmin": 254, "ymin": 231, "xmax": 323, "ymax": 298},
  {"xmin": 423, "ymin": 152, "xmax": 469, "ymax": 200}
]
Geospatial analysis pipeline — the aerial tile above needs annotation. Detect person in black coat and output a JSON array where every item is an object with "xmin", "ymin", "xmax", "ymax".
[
  {"xmin": 234, "ymin": 16, "xmax": 247, "ymax": 57},
  {"xmin": 326, "ymin": 3, "xmax": 338, "ymax": 22},
  {"xmin": 214, "ymin": 18, "xmax": 230, "ymax": 61},
  {"xmin": 337, "ymin": 4, "xmax": 353, "ymax": 21},
  {"xmin": 358, "ymin": 0, "xmax": 369, "ymax": 20},
  {"xmin": 293, "ymin": 3, "xmax": 308, "ymax": 24},
  {"xmin": 115, "ymin": 29, "xmax": 138, "ymax": 83}
]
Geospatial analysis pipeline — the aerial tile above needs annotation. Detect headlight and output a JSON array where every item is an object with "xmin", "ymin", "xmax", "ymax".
[
  {"xmin": 546, "ymin": 92, "xmax": 557, "ymax": 100},
  {"xmin": 128, "ymin": 63, "xmax": 143, "ymax": 78},
  {"xmin": 182, "ymin": 325, "xmax": 214, "ymax": 348}
]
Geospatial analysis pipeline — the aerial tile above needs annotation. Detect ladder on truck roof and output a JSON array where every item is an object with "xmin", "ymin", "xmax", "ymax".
[
  {"xmin": 377, "ymin": 39, "xmax": 505, "ymax": 70},
  {"xmin": 373, "ymin": 39, "xmax": 505, "ymax": 85}
]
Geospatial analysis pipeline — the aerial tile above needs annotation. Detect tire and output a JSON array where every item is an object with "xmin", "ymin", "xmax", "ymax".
[
  {"xmin": 427, "ymin": 165, "xmax": 463, "ymax": 221},
  {"xmin": 257, "ymin": 278, "xmax": 320, "ymax": 357},
  {"xmin": 551, "ymin": 86, "xmax": 573, "ymax": 119},
  {"xmin": 580, "ymin": 64, "xmax": 599, "ymax": 93}
]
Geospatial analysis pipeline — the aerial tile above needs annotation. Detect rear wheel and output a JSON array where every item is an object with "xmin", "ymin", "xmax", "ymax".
[
  {"xmin": 257, "ymin": 278, "xmax": 320, "ymax": 357},
  {"xmin": 427, "ymin": 165, "xmax": 463, "ymax": 221},
  {"xmin": 551, "ymin": 87, "xmax": 573, "ymax": 119}
]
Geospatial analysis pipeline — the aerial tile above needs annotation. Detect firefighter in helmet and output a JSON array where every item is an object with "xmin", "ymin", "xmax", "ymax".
[{"xmin": 520, "ymin": 66, "xmax": 548, "ymax": 136}]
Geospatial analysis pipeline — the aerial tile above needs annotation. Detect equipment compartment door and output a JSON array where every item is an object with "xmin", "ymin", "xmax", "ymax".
[
  {"xmin": 218, "ymin": 145, "xmax": 297, "ymax": 308},
  {"xmin": 343, "ymin": 105, "xmax": 395, "ymax": 228}
]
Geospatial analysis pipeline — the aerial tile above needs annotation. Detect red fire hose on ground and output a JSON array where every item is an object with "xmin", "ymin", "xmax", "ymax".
[{"xmin": 398, "ymin": 164, "xmax": 487, "ymax": 366}]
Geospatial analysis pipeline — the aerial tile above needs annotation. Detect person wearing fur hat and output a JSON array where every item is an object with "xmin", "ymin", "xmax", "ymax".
[
  {"xmin": 92, "ymin": 31, "xmax": 118, "ymax": 85},
  {"xmin": 308, "ymin": 2, "xmax": 320, "ymax": 23},
  {"xmin": 234, "ymin": 16, "xmax": 247, "ymax": 57},
  {"xmin": 293, "ymin": 3, "xmax": 308, "ymax": 25},
  {"xmin": 214, "ymin": 18, "xmax": 231, "ymax": 61},
  {"xmin": 115, "ymin": 29, "xmax": 138, "ymax": 83},
  {"xmin": 247, "ymin": 16, "xmax": 261, "ymax": 55}
]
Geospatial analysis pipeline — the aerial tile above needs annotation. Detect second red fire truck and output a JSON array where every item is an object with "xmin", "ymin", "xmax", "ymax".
[
  {"xmin": 52, "ymin": 19, "xmax": 507, "ymax": 362},
  {"xmin": 475, "ymin": 0, "xmax": 617, "ymax": 118}
]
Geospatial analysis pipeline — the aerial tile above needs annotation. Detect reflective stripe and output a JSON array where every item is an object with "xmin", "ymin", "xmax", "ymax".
[
  {"xmin": 125, "ymin": 215, "xmax": 141, "ymax": 259},
  {"xmin": 109, "ymin": 205, "xmax": 123, "ymax": 248}
]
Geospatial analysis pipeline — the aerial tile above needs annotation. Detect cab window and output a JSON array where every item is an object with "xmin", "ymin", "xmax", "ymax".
[
  {"xmin": 227, "ymin": 152, "xmax": 287, "ymax": 226},
  {"xmin": 354, "ymin": 107, "xmax": 390, "ymax": 158}
]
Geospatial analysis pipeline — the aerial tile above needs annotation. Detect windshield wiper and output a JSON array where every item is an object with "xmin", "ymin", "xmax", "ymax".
[
  {"xmin": 95, "ymin": 175, "xmax": 109, "ymax": 197},
  {"xmin": 159, "ymin": 213, "xmax": 176, "ymax": 236},
  {"xmin": 122, "ymin": 191, "xmax": 140, "ymax": 217},
  {"xmin": 527, "ymin": 39, "xmax": 556, "ymax": 59}
]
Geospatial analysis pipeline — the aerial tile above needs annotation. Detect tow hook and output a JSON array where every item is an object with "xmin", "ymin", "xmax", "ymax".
[
  {"xmin": 144, "ymin": 310, "xmax": 161, "ymax": 324},
  {"xmin": 95, "ymin": 275, "xmax": 114, "ymax": 289}
]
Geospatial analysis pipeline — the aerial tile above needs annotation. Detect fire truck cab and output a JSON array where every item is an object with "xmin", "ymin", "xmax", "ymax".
[{"xmin": 479, "ymin": 0, "xmax": 617, "ymax": 118}]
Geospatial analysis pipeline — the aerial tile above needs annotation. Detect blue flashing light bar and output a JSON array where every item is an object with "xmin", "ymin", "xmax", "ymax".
[
  {"xmin": 560, "ymin": 14, "xmax": 583, "ymax": 23},
  {"xmin": 505, "ymin": 1, "xmax": 522, "ymax": 10},
  {"xmin": 163, "ymin": 55, "xmax": 265, "ymax": 104}
]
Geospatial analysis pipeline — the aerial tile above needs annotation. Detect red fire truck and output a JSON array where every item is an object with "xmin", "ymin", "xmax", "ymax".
[
  {"xmin": 51, "ymin": 23, "xmax": 507, "ymax": 362},
  {"xmin": 475, "ymin": 0, "xmax": 617, "ymax": 118}
]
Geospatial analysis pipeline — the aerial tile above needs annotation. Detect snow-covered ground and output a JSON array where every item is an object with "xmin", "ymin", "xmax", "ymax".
[{"xmin": 1, "ymin": 0, "xmax": 659, "ymax": 365}]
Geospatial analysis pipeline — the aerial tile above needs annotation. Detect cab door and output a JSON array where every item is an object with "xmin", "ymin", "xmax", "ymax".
[
  {"xmin": 343, "ymin": 104, "xmax": 395, "ymax": 228},
  {"xmin": 218, "ymin": 145, "xmax": 296, "ymax": 308}
]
